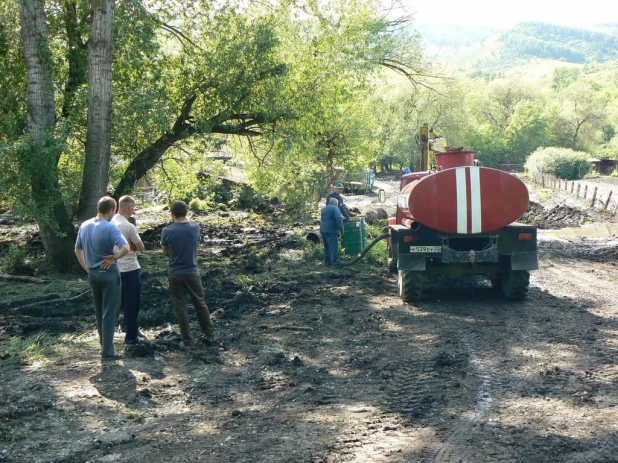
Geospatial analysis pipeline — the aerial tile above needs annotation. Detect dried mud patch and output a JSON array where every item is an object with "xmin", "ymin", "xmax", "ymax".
[{"xmin": 520, "ymin": 201, "xmax": 615, "ymax": 229}]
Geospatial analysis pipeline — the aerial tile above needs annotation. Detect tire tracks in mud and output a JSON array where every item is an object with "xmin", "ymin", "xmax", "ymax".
[
  {"xmin": 421, "ymin": 315, "xmax": 531, "ymax": 462},
  {"xmin": 370, "ymin": 292, "xmax": 550, "ymax": 462}
]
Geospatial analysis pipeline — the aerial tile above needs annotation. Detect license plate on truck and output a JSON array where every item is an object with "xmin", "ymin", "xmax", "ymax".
[{"xmin": 410, "ymin": 246, "xmax": 442, "ymax": 253}]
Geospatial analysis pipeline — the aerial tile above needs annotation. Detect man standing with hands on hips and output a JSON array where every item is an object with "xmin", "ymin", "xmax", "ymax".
[
  {"xmin": 112, "ymin": 195, "xmax": 146, "ymax": 344},
  {"xmin": 75, "ymin": 196, "xmax": 129, "ymax": 359}
]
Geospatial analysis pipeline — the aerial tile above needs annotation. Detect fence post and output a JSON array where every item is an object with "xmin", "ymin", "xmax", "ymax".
[
  {"xmin": 591, "ymin": 187, "xmax": 598, "ymax": 207},
  {"xmin": 584, "ymin": 185, "xmax": 588, "ymax": 199},
  {"xmin": 565, "ymin": 181, "xmax": 568, "ymax": 191},
  {"xmin": 604, "ymin": 191, "xmax": 613, "ymax": 210},
  {"xmin": 570, "ymin": 182, "xmax": 574, "ymax": 193},
  {"xmin": 576, "ymin": 183, "xmax": 581, "ymax": 197},
  {"xmin": 542, "ymin": 175, "xmax": 545, "ymax": 187}
]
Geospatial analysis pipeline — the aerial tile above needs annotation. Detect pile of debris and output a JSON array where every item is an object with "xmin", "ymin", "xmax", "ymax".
[{"xmin": 521, "ymin": 202, "xmax": 602, "ymax": 229}]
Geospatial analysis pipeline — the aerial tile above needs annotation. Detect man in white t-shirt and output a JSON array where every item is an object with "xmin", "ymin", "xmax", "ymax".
[{"xmin": 112, "ymin": 195, "xmax": 146, "ymax": 344}]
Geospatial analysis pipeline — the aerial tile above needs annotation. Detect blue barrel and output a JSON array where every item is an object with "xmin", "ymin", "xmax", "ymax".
[{"xmin": 343, "ymin": 217, "xmax": 367, "ymax": 256}]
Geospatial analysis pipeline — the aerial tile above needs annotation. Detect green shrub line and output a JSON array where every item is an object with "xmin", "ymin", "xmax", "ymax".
[{"xmin": 524, "ymin": 147, "xmax": 592, "ymax": 180}]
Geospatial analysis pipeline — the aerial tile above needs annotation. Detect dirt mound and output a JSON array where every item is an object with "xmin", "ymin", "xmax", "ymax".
[
  {"xmin": 539, "ymin": 237, "xmax": 618, "ymax": 262},
  {"xmin": 520, "ymin": 201, "xmax": 601, "ymax": 229}
]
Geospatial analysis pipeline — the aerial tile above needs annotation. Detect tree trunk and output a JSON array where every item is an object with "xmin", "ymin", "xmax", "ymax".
[
  {"xmin": 76, "ymin": 0, "xmax": 115, "ymax": 219},
  {"xmin": 61, "ymin": 0, "xmax": 88, "ymax": 121},
  {"xmin": 112, "ymin": 93, "xmax": 275, "ymax": 199},
  {"xmin": 113, "ymin": 95, "xmax": 197, "ymax": 199},
  {"xmin": 18, "ymin": 0, "xmax": 78, "ymax": 273}
]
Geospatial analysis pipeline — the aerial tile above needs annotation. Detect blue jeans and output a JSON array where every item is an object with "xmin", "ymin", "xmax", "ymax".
[
  {"xmin": 322, "ymin": 233, "xmax": 339, "ymax": 265},
  {"xmin": 120, "ymin": 269, "xmax": 141, "ymax": 343}
]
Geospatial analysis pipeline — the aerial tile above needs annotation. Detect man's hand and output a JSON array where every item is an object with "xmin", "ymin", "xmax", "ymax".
[
  {"xmin": 101, "ymin": 255, "xmax": 116, "ymax": 270},
  {"xmin": 101, "ymin": 243, "xmax": 130, "ymax": 269},
  {"xmin": 74, "ymin": 247, "xmax": 89, "ymax": 273}
]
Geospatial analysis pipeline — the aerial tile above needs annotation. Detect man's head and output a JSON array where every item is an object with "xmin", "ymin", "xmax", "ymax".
[
  {"xmin": 328, "ymin": 198, "xmax": 339, "ymax": 206},
  {"xmin": 170, "ymin": 200, "xmax": 188, "ymax": 219},
  {"xmin": 336, "ymin": 182, "xmax": 344, "ymax": 193},
  {"xmin": 97, "ymin": 196, "xmax": 117, "ymax": 219},
  {"xmin": 118, "ymin": 195, "xmax": 136, "ymax": 217}
]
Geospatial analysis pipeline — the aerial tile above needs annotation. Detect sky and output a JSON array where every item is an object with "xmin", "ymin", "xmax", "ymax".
[{"xmin": 399, "ymin": 0, "xmax": 618, "ymax": 28}]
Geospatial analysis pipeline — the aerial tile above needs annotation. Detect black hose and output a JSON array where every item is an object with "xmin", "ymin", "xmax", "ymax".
[{"xmin": 339, "ymin": 232, "xmax": 391, "ymax": 266}]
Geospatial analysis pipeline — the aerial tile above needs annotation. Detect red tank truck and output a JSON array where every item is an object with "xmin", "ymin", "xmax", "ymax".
[{"xmin": 387, "ymin": 124, "xmax": 538, "ymax": 302}]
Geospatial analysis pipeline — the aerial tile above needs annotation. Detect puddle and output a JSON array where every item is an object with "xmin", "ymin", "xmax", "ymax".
[{"xmin": 540, "ymin": 223, "xmax": 618, "ymax": 238}]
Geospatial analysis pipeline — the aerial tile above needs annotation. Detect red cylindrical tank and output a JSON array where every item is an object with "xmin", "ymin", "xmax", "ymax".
[
  {"xmin": 435, "ymin": 147, "xmax": 475, "ymax": 170},
  {"xmin": 397, "ymin": 166, "xmax": 529, "ymax": 234}
]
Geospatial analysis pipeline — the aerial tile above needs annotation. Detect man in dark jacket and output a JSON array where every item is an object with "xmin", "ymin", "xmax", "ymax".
[
  {"xmin": 321, "ymin": 198, "xmax": 344, "ymax": 267},
  {"xmin": 325, "ymin": 182, "xmax": 350, "ymax": 220}
]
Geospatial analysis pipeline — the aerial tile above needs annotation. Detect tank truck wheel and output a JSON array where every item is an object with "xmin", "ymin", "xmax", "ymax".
[
  {"xmin": 500, "ymin": 270, "xmax": 530, "ymax": 300},
  {"xmin": 398, "ymin": 270, "xmax": 423, "ymax": 303},
  {"xmin": 388, "ymin": 244, "xmax": 398, "ymax": 273}
]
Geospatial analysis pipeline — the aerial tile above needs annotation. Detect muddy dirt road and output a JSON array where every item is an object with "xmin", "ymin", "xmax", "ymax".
[{"xmin": 1, "ymin": 180, "xmax": 618, "ymax": 462}]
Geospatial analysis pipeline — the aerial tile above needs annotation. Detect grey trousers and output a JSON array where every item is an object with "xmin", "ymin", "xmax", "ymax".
[
  {"xmin": 89, "ymin": 267, "xmax": 121, "ymax": 357},
  {"xmin": 168, "ymin": 273, "xmax": 215, "ymax": 342}
]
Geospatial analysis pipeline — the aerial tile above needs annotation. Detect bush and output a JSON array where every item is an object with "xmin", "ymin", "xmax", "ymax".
[
  {"xmin": 363, "ymin": 238, "xmax": 387, "ymax": 267},
  {"xmin": 584, "ymin": 170, "xmax": 601, "ymax": 179},
  {"xmin": 524, "ymin": 147, "xmax": 592, "ymax": 180},
  {"xmin": 1, "ymin": 244, "xmax": 26, "ymax": 274},
  {"xmin": 188, "ymin": 198, "xmax": 212, "ymax": 214}
]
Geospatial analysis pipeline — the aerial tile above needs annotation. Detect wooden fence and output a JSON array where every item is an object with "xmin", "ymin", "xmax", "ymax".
[{"xmin": 531, "ymin": 173, "xmax": 618, "ymax": 215}]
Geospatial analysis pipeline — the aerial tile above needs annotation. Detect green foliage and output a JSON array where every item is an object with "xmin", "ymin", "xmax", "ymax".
[
  {"xmin": 1, "ymin": 244, "xmax": 26, "ymax": 275},
  {"xmin": 611, "ymin": 169, "xmax": 618, "ymax": 178},
  {"xmin": 502, "ymin": 22, "xmax": 618, "ymax": 64},
  {"xmin": 583, "ymin": 170, "xmax": 602, "ymax": 179},
  {"xmin": 363, "ymin": 238, "xmax": 387, "ymax": 267},
  {"xmin": 0, "ymin": 427, "xmax": 27, "ymax": 442},
  {"xmin": 524, "ymin": 147, "xmax": 592, "ymax": 180},
  {"xmin": 301, "ymin": 238, "xmax": 323, "ymax": 262},
  {"xmin": 189, "ymin": 198, "xmax": 212, "ymax": 214}
]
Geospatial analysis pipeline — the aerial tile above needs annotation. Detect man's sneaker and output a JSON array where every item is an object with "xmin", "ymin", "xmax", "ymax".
[
  {"xmin": 102, "ymin": 351, "xmax": 124, "ymax": 360},
  {"xmin": 179, "ymin": 340, "xmax": 194, "ymax": 350},
  {"xmin": 198, "ymin": 335, "xmax": 216, "ymax": 345}
]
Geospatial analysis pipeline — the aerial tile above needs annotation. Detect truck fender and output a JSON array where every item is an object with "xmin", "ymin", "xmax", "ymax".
[
  {"xmin": 510, "ymin": 252, "xmax": 538, "ymax": 271},
  {"xmin": 398, "ymin": 254, "xmax": 426, "ymax": 271}
]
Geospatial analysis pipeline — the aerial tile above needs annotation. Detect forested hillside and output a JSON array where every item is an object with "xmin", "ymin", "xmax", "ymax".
[{"xmin": 502, "ymin": 22, "xmax": 618, "ymax": 63}]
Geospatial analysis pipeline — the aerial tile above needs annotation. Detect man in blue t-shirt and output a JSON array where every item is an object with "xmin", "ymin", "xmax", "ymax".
[
  {"xmin": 75, "ymin": 196, "xmax": 129, "ymax": 359},
  {"xmin": 161, "ymin": 200, "xmax": 215, "ymax": 347},
  {"xmin": 321, "ymin": 198, "xmax": 344, "ymax": 266}
]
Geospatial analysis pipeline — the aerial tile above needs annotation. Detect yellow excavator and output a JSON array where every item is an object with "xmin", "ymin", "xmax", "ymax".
[{"xmin": 418, "ymin": 123, "xmax": 448, "ymax": 171}]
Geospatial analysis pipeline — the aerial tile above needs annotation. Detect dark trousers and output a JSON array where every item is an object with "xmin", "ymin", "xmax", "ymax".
[
  {"xmin": 322, "ymin": 232, "xmax": 339, "ymax": 265},
  {"xmin": 89, "ymin": 267, "xmax": 121, "ymax": 357},
  {"xmin": 120, "ymin": 269, "xmax": 141, "ymax": 343},
  {"xmin": 168, "ymin": 273, "xmax": 215, "ymax": 342}
]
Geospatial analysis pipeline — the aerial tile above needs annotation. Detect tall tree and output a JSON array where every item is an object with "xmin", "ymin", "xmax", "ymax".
[
  {"xmin": 17, "ymin": 0, "xmax": 77, "ymax": 272},
  {"xmin": 77, "ymin": 0, "xmax": 115, "ymax": 219}
]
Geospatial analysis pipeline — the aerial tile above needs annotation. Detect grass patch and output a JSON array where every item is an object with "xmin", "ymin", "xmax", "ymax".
[
  {"xmin": 125, "ymin": 408, "xmax": 146, "ymax": 422},
  {"xmin": 0, "ymin": 332, "xmax": 90, "ymax": 365},
  {"xmin": 0, "ymin": 427, "xmax": 27, "ymax": 442}
]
